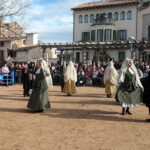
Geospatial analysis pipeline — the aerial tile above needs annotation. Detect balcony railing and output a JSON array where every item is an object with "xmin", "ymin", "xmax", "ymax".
[{"xmin": 91, "ymin": 17, "xmax": 115, "ymax": 26}]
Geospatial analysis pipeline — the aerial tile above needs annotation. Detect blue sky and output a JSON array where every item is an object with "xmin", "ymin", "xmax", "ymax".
[{"xmin": 25, "ymin": 0, "xmax": 100, "ymax": 43}]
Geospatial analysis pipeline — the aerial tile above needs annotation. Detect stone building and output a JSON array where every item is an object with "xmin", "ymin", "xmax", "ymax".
[
  {"xmin": 71, "ymin": 0, "xmax": 150, "ymax": 62},
  {"xmin": 0, "ymin": 21, "xmax": 22, "ymax": 59},
  {"xmin": 138, "ymin": 0, "xmax": 150, "ymax": 41},
  {"xmin": 0, "ymin": 20, "xmax": 58, "ymax": 63}
]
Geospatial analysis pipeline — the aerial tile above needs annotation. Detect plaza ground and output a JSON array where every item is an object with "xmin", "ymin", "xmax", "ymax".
[{"xmin": 0, "ymin": 84, "xmax": 150, "ymax": 150}]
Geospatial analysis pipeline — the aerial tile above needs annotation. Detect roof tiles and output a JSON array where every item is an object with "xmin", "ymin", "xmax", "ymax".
[{"xmin": 71, "ymin": 0, "xmax": 139, "ymax": 10}]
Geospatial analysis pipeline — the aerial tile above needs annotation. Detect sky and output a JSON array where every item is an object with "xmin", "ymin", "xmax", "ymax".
[{"xmin": 25, "ymin": 0, "xmax": 100, "ymax": 43}]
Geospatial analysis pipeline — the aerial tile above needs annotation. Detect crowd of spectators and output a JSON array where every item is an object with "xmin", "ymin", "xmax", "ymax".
[
  {"xmin": 0, "ymin": 62, "xmax": 36, "ymax": 84},
  {"xmin": 0, "ymin": 59, "xmax": 150, "ymax": 87},
  {"xmin": 50, "ymin": 59, "xmax": 150, "ymax": 87}
]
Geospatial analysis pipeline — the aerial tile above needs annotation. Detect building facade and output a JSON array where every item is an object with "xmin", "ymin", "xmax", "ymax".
[
  {"xmin": 72, "ymin": 0, "xmax": 150, "ymax": 62},
  {"xmin": 137, "ymin": 0, "xmax": 150, "ymax": 40},
  {"xmin": 0, "ymin": 21, "xmax": 23, "ymax": 59},
  {"xmin": 0, "ymin": 20, "xmax": 58, "ymax": 63}
]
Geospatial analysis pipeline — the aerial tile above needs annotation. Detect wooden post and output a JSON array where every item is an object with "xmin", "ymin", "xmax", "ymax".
[{"xmin": 61, "ymin": 50, "xmax": 64, "ymax": 66}]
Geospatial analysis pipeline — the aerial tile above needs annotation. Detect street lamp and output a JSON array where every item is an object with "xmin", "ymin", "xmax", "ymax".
[{"xmin": 128, "ymin": 36, "xmax": 135, "ymax": 59}]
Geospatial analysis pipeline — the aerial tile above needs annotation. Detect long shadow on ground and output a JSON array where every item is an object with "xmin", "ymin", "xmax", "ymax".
[
  {"xmin": 41, "ymin": 108, "xmax": 146, "ymax": 123},
  {"xmin": 51, "ymin": 94, "xmax": 106, "ymax": 98},
  {"xmin": 51, "ymin": 99, "xmax": 118, "ymax": 106},
  {"xmin": 0, "ymin": 107, "xmax": 146, "ymax": 123}
]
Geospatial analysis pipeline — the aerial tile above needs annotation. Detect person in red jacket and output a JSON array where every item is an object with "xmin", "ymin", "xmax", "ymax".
[{"xmin": 83, "ymin": 67, "xmax": 91, "ymax": 86}]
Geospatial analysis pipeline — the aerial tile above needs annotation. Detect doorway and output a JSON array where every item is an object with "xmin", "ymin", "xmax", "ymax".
[{"xmin": 76, "ymin": 52, "xmax": 80, "ymax": 63}]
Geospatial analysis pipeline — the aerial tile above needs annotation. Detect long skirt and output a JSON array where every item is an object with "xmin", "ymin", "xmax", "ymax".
[
  {"xmin": 64, "ymin": 80, "xmax": 77, "ymax": 94},
  {"xmin": 115, "ymin": 87, "xmax": 143, "ymax": 107},
  {"xmin": 27, "ymin": 88, "xmax": 50, "ymax": 110},
  {"xmin": 105, "ymin": 80, "xmax": 116, "ymax": 94}
]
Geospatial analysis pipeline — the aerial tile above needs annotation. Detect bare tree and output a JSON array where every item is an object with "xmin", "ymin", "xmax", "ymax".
[
  {"xmin": 0, "ymin": 0, "xmax": 31, "ymax": 39},
  {"xmin": 0, "ymin": 0, "xmax": 31, "ymax": 19}
]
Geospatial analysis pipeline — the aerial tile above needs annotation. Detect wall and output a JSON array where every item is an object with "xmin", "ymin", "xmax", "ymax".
[
  {"xmin": 137, "ymin": 6, "xmax": 150, "ymax": 40},
  {"xmin": 110, "ymin": 49, "xmax": 131, "ymax": 61},
  {"xmin": 28, "ymin": 47, "xmax": 42, "ymax": 58},
  {"xmin": 142, "ymin": 13, "xmax": 150, "ymax": 39},
  {"xmin": 0, "ymin": 41, "xmax": 12, "ymax": 59},
  {"xmin": 47, "ymin": 48, "xmax": 57, "ymax": 59},
  {"xmin": 16, "ymin": 51, "xmax": 28, "ymax": 57},
  {"xmin": 16, "ymin": 47, "xmax": 58, "ymax": 61},
  {"xmin": 73, "ymin": 5, "xmax": 137, "ymax": 42},
  {"xmin": 25, "ymin": 33, "xmax": 38, "ymax": 45}
]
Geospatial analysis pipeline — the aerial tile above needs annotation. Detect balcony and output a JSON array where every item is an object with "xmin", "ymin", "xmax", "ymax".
[{"xmin": 91, "ymin": 16, "xmax": 115, "ymax": 26}]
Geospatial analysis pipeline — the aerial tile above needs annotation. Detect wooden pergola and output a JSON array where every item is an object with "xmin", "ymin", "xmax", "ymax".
[
  {"xmin": 14, "ymin": 40, "xmax": 150, "ymax": 63},
  {"xmin": 39, "ymin": 40, "xmax": 150, "ymax": 50},
  {"xmin": 39, "ymin": 40, "xmax": 150, "ymax": 63}
]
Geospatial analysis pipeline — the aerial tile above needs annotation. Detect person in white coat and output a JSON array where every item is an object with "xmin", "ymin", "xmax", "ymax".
[
  {"xmin": 103, "ymin": 61, "xmax": 118, "ymax": 98},
  {"xmin": 63, "ymin": 61, "xmax": 77, "ymax": 96}
]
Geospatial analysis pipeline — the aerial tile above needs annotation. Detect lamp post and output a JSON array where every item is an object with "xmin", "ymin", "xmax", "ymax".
[{"xmin": 128, "ymin": 36, "xmax": 135, "ymax": 59}]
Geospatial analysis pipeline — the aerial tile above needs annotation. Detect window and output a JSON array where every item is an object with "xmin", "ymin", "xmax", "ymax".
[
  {"xmin": 79, "ymin": 15, "xmax": 82, "ymax": 23},
  {"xmin": 84, "ymin": 15, "xmax": 88, "ymax": 23},
  {"xmin": 0, "ymin": 42, "xmax": 4, "ymax": 47},
  {"xmin": 127, "ymin": 11, "xmax": 132, "ymax": 20},
  {"xmin": 90, "ymin": 14, "xmax": 94, "ymax": 23},
  {"xmin": 108, "ymin": 12, "xmax": 112, "ymax": 19},
  {"xmin": 76, "ymin": 52, "xmax": 80, "ymax": 63},
  {"xmin": 121, "ymin": 11, "xmax": 125, "ymax": 20},
  {"xmin": 96, "ymin": 14, "xmax": 100, "ymax": 19},
  {"xmin": 114, "ymin": 12, "xmax": 119, "ymax": 21},
  {"xmin": 102, "ymin": 13, "xmax": 106, "ymax": 17},
  {"xmin": 91, "ymin": 30, "xmax": 95, "ymax": 42},
  {"xmin": 119, "ymin": 52, "xmax": 125, "ymax": 60},
  {"xmin": 148, "ymin": 26, "xmax": 150, "ymax": 40},
  {"xmin": 97, "ymin": 29, "xmax": 103, "ymax": 42},
  {"xmin": 82, "ymin": 32, "xmax": 90, "ymax": 41},
  {"xmin": 105, "ymin": 29, "xmax": 112, "ymax": 42},
  {"xmin": 119, "ymin": 30, "xmax": 127, "ymax": 40}
]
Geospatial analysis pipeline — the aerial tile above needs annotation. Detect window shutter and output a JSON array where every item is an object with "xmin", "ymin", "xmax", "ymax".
[
  {"xmin": 82, "ymin": 32, "xmax": 84, "ymax": 41},
  {"xmin": 101, "ymin": 30, "xmax": 103, "ymax": 42},
  {"xmin": 88, "ymin": 32, "xmax": 90, "ymax": 41},
  {"xmin": 125, "ymin": 30, "xmax": 127, "ymax": 40},
  {"xmin": 104, "ymin": 29, "xmax": 106, "ymax": 42}
]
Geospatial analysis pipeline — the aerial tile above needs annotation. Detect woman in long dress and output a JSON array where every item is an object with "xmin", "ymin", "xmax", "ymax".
[
  {"xmin": 103, "ymin": 61, "xmax": 118, "ymax": 98},
  {"xmin": 27, "ymin": 58, "xmax": 53, "ymax": 112},
  {"xmin": 115, "ymin": 58, "xmax": 143, "ymax": 115},
  {"xmin": 63, "ymin": 61, "xmax": 77, "ymax": 96},
  {"xmin": 141, "ymin": 72, "xmax": 150, "ymax": 122}
]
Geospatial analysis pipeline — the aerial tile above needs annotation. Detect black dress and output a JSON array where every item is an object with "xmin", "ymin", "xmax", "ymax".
[
  {"xmin": 142, "ymin": 72, "xmax": 150, "ymax": 108},
  {"xmin": 22, "ymin": 66, "xmax": 31, "ymax": 96}
]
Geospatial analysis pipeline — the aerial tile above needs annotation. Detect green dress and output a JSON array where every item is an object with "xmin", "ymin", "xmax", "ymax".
[
  {"xmin": 115, "ymin": 70, "xmax": 143, "ymax": 105},
  {"xmin": 27, "ymin": 68, "xmax": 50, "ymax": 110}
]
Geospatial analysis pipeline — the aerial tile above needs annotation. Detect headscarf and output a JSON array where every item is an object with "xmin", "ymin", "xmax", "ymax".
[
  {"xmin": 64, "ymin": 61, "xmax": 77, "ymax": 82},
  {"xmin": 117, "ymin": 58, "xmax": 143, "ymax": 88},
  {"xmin": 103, "ymin": 61, "xmax": 118, "ymax": 85},
  {"xmin": 36, "ymin": 58, "xmax": 53, "ymax": 88}
]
